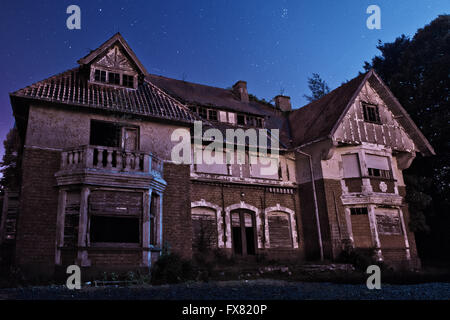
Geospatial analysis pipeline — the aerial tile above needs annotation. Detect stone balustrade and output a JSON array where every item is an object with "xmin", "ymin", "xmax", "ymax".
[{"xmin": 60, "ymin": 145, "xmax": 163, "ymax": 176}]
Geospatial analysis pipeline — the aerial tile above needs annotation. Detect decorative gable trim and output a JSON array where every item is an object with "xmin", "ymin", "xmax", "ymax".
[{"xmin": 77, "ymin": 33, "xmax": 148, "ymax": 75}]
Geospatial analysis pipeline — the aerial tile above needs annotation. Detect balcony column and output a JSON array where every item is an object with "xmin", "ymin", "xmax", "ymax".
[
  {"xmin": 398, "ymin": 208, "xmax": 411, "ymax": 260},
  {"xmin": 55, "ymin": 189, "xmax": 67, "ymax": 265},
  {"xmin": 157, "ymin": 192, "xmax": 164, "ymax": 248},
  {"xmin": 84, "ymin": 146, "xmax": 94, "ymax": 168},
  {"xmin": 77, "ymin": 186, "xmax": 91, "ymax": 267},
  {"xmin": 368, "ymin": 204, "xmax": 383, "ymax": 262},
  {"xmin": 142, "ymin": 188, "xmax": 153, "ymax": 267}
]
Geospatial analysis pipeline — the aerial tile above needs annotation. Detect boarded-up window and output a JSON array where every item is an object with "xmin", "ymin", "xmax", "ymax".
[
  {"xmin": 366, "ymin": 154, "xmax": 390, "ymax": 170},
  {"xmin": 192, "ymin": 207, "xmax": 218, "ymax": 251},
  {"xmin": 375, "ymin": 208, "xmax": 402, "ymax": 235},
  {"xmin": 89, "ymin": 191, "xmax": 142, "ymax": 216},
  {"xmin": 342, "ymin": 154, "xmax": 361, "ymax": 178},
  {"xmin": 268, "ymin": 212, "xmax": 292, "ymax": 248}
]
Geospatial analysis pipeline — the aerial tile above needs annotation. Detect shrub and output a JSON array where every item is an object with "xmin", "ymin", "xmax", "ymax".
[
  {"xmin": 151, "ymin": 252, "xmax": 194, "ymax": 284},
  {"xmin": 339, "ymin": 247, "xmax": 380, "ymax": 271}
]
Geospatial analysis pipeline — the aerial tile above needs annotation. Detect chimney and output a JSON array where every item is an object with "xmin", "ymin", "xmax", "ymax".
[
  {"xmin": 274, "ymin": 95, "xmax": 292, "ymax": 112},
  {"xmin": 233, "ymin": 80, "xmax": 249, "ymax": 103}
]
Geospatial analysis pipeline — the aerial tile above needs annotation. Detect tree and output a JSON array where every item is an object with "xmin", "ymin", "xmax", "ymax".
[
  {"xmin": 364, "ymin": 15, "xmax": 450, "ymax": 262},
  {"xmin": 0, "ymin": 127, "xmax": 21, "ymax": 191},
  {"xmin": 303, "ymin": 73, "xmax": 330, "ymax": 102}
]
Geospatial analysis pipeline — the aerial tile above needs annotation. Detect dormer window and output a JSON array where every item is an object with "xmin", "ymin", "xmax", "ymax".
[
  {"xmin": 123, "ymin": 74, "xmax": 134, "ymax": 88},
  {"xmin": 94, "ymin": 69, "xmax": 106, "ymax": 83},
  {"xmin": 362, "ymin": 102, "xmax": 381, "ymax": 124},
  {"xmin": 108, "ymin": 72, "xmax": 121, "ymax": 85}
]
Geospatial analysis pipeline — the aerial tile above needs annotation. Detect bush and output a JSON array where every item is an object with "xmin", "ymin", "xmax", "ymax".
[
  {"xmin": 151, "ymin": 252, "xmax": 193, "ymax": 285},
  {"xmin": 338, "ymin": 247, "xmax": 380, "ymax": 271}
]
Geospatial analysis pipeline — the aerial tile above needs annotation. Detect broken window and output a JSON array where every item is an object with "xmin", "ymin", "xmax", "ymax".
[
  {"xmin": 90, "ymin": 120, "xmax": 121, "ymax": 148},
  {"xmin": 366, "ymin": 154, "xmax": 391, "ymax": 179},
  {"xmin": 362, "ymin": 103, "xmax": 381, "ymax": 124},
  {"xmin": 342, "ymin": 154, "xmax": 361, "ymax": 178},
  {"xmin": 237, "ymin": 114, "xmax": 246, "ymax": 125},
  {"xmin": 90, "ymin": 120, "xmax": 139, "ymax": 150},
  {"xmin": 108, "ymin": 72, "xmax": 121, "ymax": 85},
  {"xmin": 94, "ymin": 69, "xmax": 106, "ymax": 83},
  {"xmin": 90, "ymin": 216, "xmax": 140, "ymax": 243},
  {"xmin": 350, "ymin": 207, "xmax": 368, "ymax": 215},
  {"xmin": 123, "ymin": 74, "xmax": 134, "ymax": 88},
  {"xmin": 89, "ymin": 190, "xmax": 142, "ymax": 244}
]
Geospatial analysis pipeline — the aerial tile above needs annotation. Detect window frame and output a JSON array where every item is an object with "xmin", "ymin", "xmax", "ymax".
[{"xmin": 362, "ymin": 102, "xmax": 381, "ymax": 124}]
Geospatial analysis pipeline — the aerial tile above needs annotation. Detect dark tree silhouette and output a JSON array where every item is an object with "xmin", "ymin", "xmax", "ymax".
[
  {"xmin": 0, "ymin": 127, "xmax": 21, "ymax": 191},
  {"xmin": 365, "ymin": 15, "xmax": 450, "ymax": 263},
  {"xmin": 303, "ymin": 73, "xmax": 330, "ymax": 102}
]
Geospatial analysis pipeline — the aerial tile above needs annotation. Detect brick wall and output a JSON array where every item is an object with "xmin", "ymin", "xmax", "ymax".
[
  {"xmin": 162, "ymin": 163, "xmax": 192, "ymax": 259},
  {"xmin": 15, "ymin": 147, "xmax": 60, "ymax": 275},
  {"xmin": 191, "ymin": 181, "xmax": 304, "ymax": 260}
]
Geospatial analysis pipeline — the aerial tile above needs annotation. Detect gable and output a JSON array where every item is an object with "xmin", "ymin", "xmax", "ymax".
[
  {"xmin": 333, "ymin": 80, "xmax": 417, "ymax": 153},
  {"xmin": 93, "ymin": 45, "xmax": 136, "ymax": 73}
]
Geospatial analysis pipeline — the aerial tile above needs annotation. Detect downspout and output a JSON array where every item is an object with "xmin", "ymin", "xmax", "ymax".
[{"xmin": 294, "ymin": 148, "xmax": 324, "ymax": 261}]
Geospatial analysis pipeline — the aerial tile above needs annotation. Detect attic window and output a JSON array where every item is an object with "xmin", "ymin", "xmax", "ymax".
[
  {"xmin": 123, "ymin": 74, "xmax": 134, "ymax": 88},
  {"xmin": 108, "ymin": 72, "xmax": 121, "ymax": 85},
  {"xmin": 94, "ymin": 69, "xmax": 106, "ymax": 83},
  {"xmin": 362, "ymin": 103, "xmax": 381, "ymax": 124},
  {"xmin": 198, "ymin": 107, "xmax": 208, "ymax": 119}
]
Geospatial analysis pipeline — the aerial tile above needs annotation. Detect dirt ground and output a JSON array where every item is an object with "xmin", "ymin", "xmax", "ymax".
[{"xmin": 1, "ymin": 279, "xmax": 449, "ymax": 300}]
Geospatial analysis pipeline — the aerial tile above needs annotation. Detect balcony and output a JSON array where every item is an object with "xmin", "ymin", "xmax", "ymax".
[{"xmin": 55, "ymin": 145, "xmax": 165, "ymax": 189}]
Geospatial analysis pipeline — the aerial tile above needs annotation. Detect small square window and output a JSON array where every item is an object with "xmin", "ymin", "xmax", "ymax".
[
  {"xmin": 198, "ymin": 107, "xmax": 207, "ymax": 119},
  {"xmin": 362, "ymin": 103, "xmax": 381, "ymax": 124},
  {"xmin": 94, "ymin": 69, "xmax": 106, "ymax": 83},
  {"xmin": 256, "ymin": 118, "xmax": 264, "ymax": 128},
  {"xmin": 208, "ymin": 109, "xmax": 218, "ymax": 121},
  {"xmin": 237, "ymin": 114, "xmax": 246, "ymax": 125},
  {"xmin": 108, "ymin": 72, "xmax": 121, "ymax": 85},
  {"xmin": 123, "ymin": 74, "xmax": 134, "ymax": 88}
]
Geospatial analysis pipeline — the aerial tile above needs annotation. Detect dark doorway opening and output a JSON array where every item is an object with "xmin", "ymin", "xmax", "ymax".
[{"xmin": 231, "ymin": 209, "xmax": 256, "ymax": 256}]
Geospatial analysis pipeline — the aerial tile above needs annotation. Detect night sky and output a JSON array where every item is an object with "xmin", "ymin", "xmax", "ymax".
[{"xmin": 0, "ymin": 0, "xmax": 448, "ymax": 161}]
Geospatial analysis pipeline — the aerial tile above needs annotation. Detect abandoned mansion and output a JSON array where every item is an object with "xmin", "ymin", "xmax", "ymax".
[{"xmin": 0, "ymin": 33, "xmax": 435, "ymax": 275}]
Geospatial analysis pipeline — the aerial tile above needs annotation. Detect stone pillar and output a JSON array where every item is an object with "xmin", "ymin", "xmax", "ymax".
[
  {"xmin": 368, "ymin": 205, "xmax": 382, "ymax": 261},
  {"xmin": 142, "ymin": 188, "xmax": 152, "ymax": 267},
  {"xmin": 55, "ymin": 189, "xmax": 67, "ymax": 265},
  {"xmin": 77, "ymin": 187, "xmax": 91, "ymax": 267},
  {"xmin": 398, "ymin": 208, "xmax": 411, "ymax": 260}
]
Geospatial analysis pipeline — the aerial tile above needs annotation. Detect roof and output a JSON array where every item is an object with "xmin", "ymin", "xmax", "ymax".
[
  {"xmin": 10, "ymin": 67, "xmax": 197, "ymax": 123},
  {"xmin": 288, "ymin": 72, "xmax": 367, "ymax": 147},
  {"xmin": 146, "ymin": 74, "xmax": 269, "ymax": 116},
  {"xmin": 288, "ymin": 70, "xmax": 435, "ymax": 156}
]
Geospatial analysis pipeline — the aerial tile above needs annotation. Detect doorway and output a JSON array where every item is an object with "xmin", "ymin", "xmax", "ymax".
[{"xmin": 231, "ymin": 209, "xmax": 256, "ymax": 256}]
